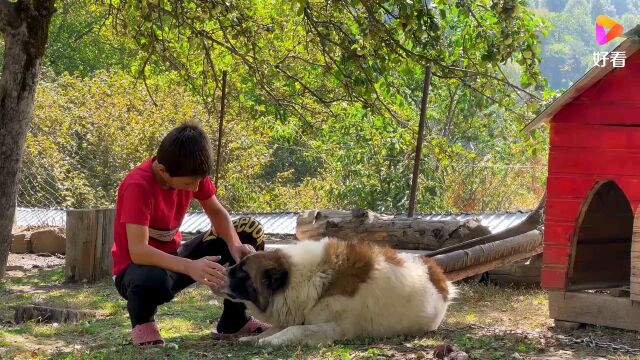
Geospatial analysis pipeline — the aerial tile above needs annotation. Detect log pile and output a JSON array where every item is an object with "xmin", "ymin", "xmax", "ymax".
[
  {"xmin": 296, "ymin": 194, "xmax": 546, "ymax": 282},
  {"xmin": 296, "ymin": 208, "xmax": 491, "ymax": 250}
]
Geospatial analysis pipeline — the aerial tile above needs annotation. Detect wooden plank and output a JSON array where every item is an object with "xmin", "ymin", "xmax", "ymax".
[
  {"xmin": 547, "ymin": 174, "xmax": 640, "ymax": 201},
  {"xmin": 555, "ymin": 102, "xmax": 640, "ymax": 125},
  {"xmin": 631, "ymin": 251, "xmax": 639, "ymax": 300},
  {"xmin": 86, "ymin": 210, "xmax": 97, "ymax": 281},
  {"xmin": 544, "ymin": 222, "xmax": 575, "ymax": 246},
  {"xmin": 632, "ymin": 280, "xmax": 640, "ymax": 301},
  {"xmin": 546, "ymin": 175, "xmax": 597, "ymax": 199},
  {"xmin": 541, "ymin": 267, "xmax": 567, "ymax": 289},
  {"xmin": 548, "ymin": 175, "xmax": 640, "ymax": 205},
  {"xmin": 98, "ymin": 209, "xmax": 115, "ymax": 280},
  {"xmin": 549, "ymin": 291, "xmax": 640, "ymax": 331},
  {"xmin": 566, "ymin": 281, "xmax": 630, "ymax": 291},
  {"xmin": 65, "ymin": 209, "xmax": 115, "ymax": 283},
  {"xmin": 545, "ymin": 198, "xmax": 584, "ymax": 223},
  {"xmin": 90, "ymin": 209, "xmax": 114, "ymax": 281},
  {"xmin": 549, "ymin": 147, "xmax": 640, "ymax": 176},
  {"xmin": 551, "ymin": 123, "xmax": 640, "ymax": 149},
  {"xmin": 542, "ymin": 245, "xmax": 570, "ymax": 266},
  {"xmin": 94, "ymin": 209, "xmax": 103, "ymax": 282},
  {"xmin": 65, "ymin": 210, "xmax": 97, "ymax": 282}
]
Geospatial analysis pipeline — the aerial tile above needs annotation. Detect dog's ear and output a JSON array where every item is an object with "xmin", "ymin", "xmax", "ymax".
[{"xmin": 263, "ymin": 267, "xmax": 288, "ymax": 292}]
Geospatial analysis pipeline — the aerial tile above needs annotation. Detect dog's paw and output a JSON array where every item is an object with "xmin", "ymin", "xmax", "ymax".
[
  {"xmin": 238, "ymin": 335, "xmax": 259, "ymax": 344},
  {"xmin": 258, "ymin": 335, "xmax": 287, "ymax": 347}
]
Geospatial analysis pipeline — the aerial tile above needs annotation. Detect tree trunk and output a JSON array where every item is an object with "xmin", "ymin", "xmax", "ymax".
[
  {"xmin": 0, "ymin": 0, "xmax": 56, "ymax": 278},
  {"xmin": 296, "ymin": 208, "xmax": 491, "ymax": 250}
]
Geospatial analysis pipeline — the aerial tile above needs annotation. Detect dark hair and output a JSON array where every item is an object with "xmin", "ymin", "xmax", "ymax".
[{"xmin": 156, "ymin": 122, "xmax": 212, "ymax": 177}]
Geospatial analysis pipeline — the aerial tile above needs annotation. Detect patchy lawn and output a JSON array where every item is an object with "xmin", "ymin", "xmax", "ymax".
[{"xmin": 1, "ymin": 267, "xmax": 639, "ymax": 359}]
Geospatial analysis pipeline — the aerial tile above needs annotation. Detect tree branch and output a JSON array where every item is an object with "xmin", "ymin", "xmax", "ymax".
[{"xmin": 72, "ymin": 12, "xmax": 110, "ymax": 43}]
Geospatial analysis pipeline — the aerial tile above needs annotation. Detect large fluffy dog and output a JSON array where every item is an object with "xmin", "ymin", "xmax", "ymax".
[{"xmin": 224, "ymin": 238, "xmax": 456, "ymax": 346}]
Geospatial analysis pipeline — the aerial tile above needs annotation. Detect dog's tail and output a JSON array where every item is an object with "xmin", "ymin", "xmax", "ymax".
[{"xmin": 421, "ymin": 256, "xmax": 456, "ymax": 303}]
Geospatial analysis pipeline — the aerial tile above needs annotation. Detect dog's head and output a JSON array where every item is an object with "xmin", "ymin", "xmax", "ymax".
[{"xmin": 224, "ymin": 250, "xmax": 290, "ymax": 312}]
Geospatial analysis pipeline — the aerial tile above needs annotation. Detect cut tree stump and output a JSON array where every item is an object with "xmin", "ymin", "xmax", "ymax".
[
  {"xmin": 65, "ymin": 208, "xmax": 115, "ymax": 282},
  {"xmin": 13, "ymin": 305, "xmax": 98, "ymax": 324},
  {"xmin": 295, "ymin": 208, "xmax": 491, "ymax": 250}
]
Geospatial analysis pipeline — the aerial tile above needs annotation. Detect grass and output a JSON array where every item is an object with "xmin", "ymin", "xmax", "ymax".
[{"xmin": 1, "ymin": 268, "xmax": 640, "ymax": 359}]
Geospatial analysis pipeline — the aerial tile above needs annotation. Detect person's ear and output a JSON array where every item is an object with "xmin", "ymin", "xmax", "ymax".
[{"xmin": 157, "ymin": 164, "xmax": 170, "ymax": 177}]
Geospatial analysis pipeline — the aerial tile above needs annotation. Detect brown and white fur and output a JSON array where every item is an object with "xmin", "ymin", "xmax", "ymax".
[{"xmin": 224, "ymin": 237, "xmax": 456, "ymax": 346}]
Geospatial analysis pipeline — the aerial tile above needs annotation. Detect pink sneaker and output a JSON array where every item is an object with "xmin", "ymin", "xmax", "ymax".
[
  {"xmin": 132, "ymin": 321, "xmax": 164, "ymax": 346},
  {"xmin": 211, "ymin": 317, "xmax": 271, "ymax": 340}
]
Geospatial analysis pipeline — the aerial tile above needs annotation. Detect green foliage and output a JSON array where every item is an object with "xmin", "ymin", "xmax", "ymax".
[
  {"xmin": 98, "ymin": 0, "xmax": 550, "ymax": 212},
  {"xmin": 22, "ymin": 71, "xmax": 211, "ymax": 208},
  {"xmin": 21, "ymin": 71, "xmax": 332, "ymax": 211},
  {"xmin": 42, "ymin": 0, "xmax": 137, "ymax": 77},
  {"xmin": 17, "ymin": 1, "xmax": 558, "ymax": 213}
]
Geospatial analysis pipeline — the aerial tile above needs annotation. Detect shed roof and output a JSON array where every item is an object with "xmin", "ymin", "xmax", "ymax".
[
  {"xmin": 523, "ymin": 25, "xmax": 640, "ymax": 132},
  {"xmin": 14, "ymin": 207, "xmax": 531, "ymax": 235}
]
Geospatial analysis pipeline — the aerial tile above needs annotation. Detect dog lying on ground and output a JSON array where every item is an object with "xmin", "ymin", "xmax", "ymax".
[{"xmin": 224, "ymin": 237, "xmax": 456, "ymax": 346}]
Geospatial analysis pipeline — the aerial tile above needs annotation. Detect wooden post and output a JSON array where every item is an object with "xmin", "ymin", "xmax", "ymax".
[
  {"xmin": 65, "ymin": 208, "xmax": 115, "ymax": 283},
  {"xmin": 408, "ymin": 64, "xmax": 433, "ymax": 217},
  {"xmin": 214, "ymin": 70, "xmax": 228, "ymax": 188}
]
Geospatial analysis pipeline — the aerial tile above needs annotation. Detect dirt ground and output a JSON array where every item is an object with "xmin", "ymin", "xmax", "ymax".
[{"xmin": 7, "ymin": 253, "xmax": 65, "ymax": 271}]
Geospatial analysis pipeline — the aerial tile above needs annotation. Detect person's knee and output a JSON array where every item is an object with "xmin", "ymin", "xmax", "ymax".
[
  {"xmin": 234, "ymin": 217, "xmax": 265, "ymax": 251},
  {"xmin": 126, "ymin": 265, "xmax": 174, "ymax": 302}
]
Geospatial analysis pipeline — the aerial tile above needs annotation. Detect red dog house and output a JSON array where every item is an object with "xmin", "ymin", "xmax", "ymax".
[{"xmin": 524, "ymin": 31, "xmax": 640, "ymax": 331}]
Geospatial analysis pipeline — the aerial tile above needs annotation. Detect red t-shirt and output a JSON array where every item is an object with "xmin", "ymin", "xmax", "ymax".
[{"xmin": 111, "ymin": 156, "xmax": 216, "ymax": 276}]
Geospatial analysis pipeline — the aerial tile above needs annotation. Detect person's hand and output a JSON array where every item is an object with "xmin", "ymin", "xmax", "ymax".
[
  {"xmin": 229, "ymin": 243, "xmax": 256, "ymax": 263},
  {"xmin": 187, "ymin": 256, "xmax": 227, "ymax": 289}
]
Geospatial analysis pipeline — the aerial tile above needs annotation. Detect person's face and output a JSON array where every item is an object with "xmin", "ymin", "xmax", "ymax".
[{"xmin": 158, "ymin": 165, "xmax": 202, "ymax": 192}]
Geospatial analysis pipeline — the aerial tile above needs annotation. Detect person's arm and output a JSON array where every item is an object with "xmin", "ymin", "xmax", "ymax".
[
  {"xmin": 200, "ymin": 195, "xmax": 255, "ymax": 263},
  {"xmin": 127, "ymin": 223, "xmax": 226, "ymax": 287}
]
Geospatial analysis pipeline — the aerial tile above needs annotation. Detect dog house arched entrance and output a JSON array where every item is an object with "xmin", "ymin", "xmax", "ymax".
[{"xmin": 567, "ymin": 180, "xmax": 633, "ymax": 291}]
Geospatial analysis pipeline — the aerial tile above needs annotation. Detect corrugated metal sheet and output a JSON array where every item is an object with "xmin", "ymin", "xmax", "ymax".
[
  {"xmin": 418, "ymin": 211, "xmax": 530, "ymax": 234},
  {"xmin": 14, "ymin": 208, "xmax": 66, "ymax": 228},
  {"xmin": 15, "ymin": 207, "xmax": 531, "ymax": 235},
  {"xmin": 181, "ymin": 211, "xmax": 299, "ymax": 235}
]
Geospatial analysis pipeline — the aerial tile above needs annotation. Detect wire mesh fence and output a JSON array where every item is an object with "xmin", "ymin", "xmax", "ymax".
[
  {"xmin": 16, "ymin": 126, "xmax": 547, "ymax": 228},
  {"xmin": 15, "ymin": 72, "xmax": 548, "ymax": 228}
]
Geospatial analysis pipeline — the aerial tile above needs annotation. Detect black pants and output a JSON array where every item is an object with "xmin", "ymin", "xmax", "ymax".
[{"xmin": 114, "ymin": 217, "xmax": 265, "ymax": 333}]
